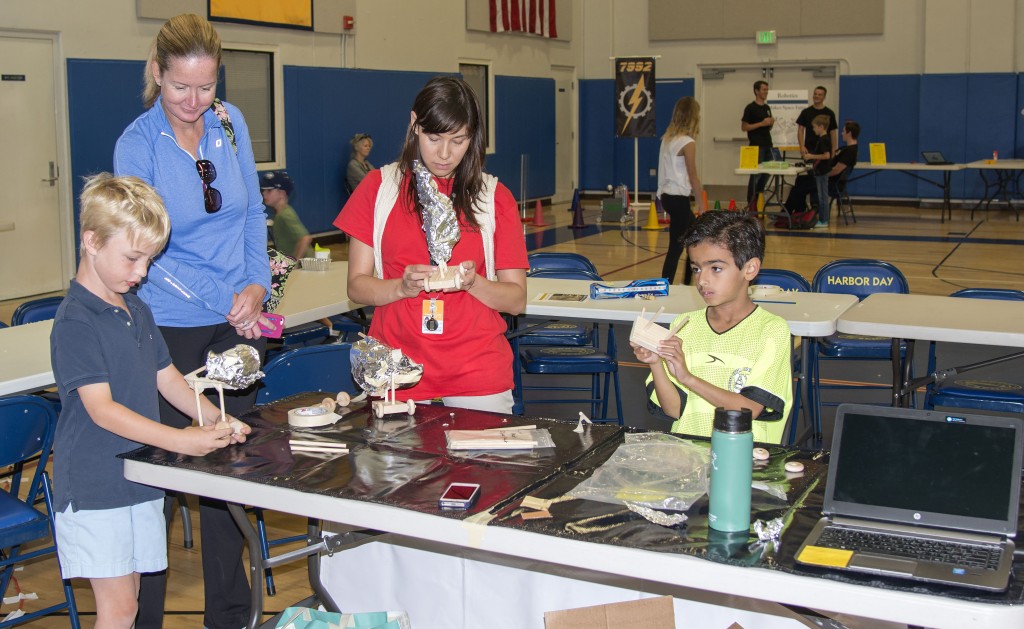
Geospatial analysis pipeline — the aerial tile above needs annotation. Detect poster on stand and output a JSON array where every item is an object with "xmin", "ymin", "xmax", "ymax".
[
  {"xmin": 767, "ymin": 89, "xmax": 806, "ymax": 151},
  {"xmin": 615, "ymin": 57, "xmax": 656, "ymax": 138}
]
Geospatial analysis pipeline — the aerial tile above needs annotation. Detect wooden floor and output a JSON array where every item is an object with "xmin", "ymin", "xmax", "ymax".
[{"xmin": 2, "ymin": 196, "xmax": 1022, "ymax": 626}]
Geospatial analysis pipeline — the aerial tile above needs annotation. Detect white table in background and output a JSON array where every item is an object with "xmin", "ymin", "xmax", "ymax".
[
  {"xmin": 850, "ymin": 162, "xmax": 967, "ymax": 222},
  {"xmin": 965, "ymin": 159, "xmax": 1024, "ymax": 220},
  {"xmin": 734, "ymin": 165, "xmax": 809, "ymax": 211},
  {"xmin": 837, "ymin": 293, "xmax": 1024, "ymax": 405},
  {"xmin": 0, "ymin": 262, "xmax": 357, "ymax": 397},
  {"xmin": 0, "ymin": 321, "xmax": 54, "ymax": 397},
  {"xmin": 525, "ymin": 277, "xmax": 858, "ymax": 339}
]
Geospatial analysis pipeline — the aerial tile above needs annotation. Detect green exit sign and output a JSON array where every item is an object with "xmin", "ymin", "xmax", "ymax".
[{"xmin": 756, "ymin": 30, "xmax": 776, "ymax": 45}]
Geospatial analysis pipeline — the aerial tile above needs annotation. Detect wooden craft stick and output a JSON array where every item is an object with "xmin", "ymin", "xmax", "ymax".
[
  {"xmin": 520, "ymin": 509, "xmax": 551, "ymax": 520},
  {"xmin": 481, "ymin": 425, "xmax": 537, "ymax": 432},
  {"xmin": 217, "ymin": 384, "xmax": 226, "ymax": 429},
  {"xmin": 521, "ymin": 495, "xmax": 552, "ymax": 511},
  {"xmin": 647, "ymin": 307, "xmax": 665, "ymax": 329},
  {"xmin": 194, "ymin": 388, "xmax": 204, "ymax": 427},
  {"xmin": 288, "ymin": 440, "xmax": 349, "ymax": 449},
  {"xmin": 290, "ymin": 446, "xmax": 349, "ymax": 455},
  {"xmin": 667, "ymin": 315, "xmax": 690, "ymax": 336}
]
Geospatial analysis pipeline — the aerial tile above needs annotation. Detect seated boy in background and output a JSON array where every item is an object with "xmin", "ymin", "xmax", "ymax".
[
  {"xmin": 261, "ymin": 170, "xmax": 313, "ymax": 259},
  {"xmin": 50, "ymin": 173, "xmax": 250, "ymax": 627},
  {"xmin": 632, "ymin": 211, "xmax": 792, "ymax": 443}
]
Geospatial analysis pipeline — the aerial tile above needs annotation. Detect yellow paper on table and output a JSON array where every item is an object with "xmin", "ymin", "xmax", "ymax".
[
  {"xmin": 869, "ymin": 143, "xmax": 887, "ymax": 165},
  {"xmin": 739, "ymin": 145, "xmax": 760, "ymax": 169}
]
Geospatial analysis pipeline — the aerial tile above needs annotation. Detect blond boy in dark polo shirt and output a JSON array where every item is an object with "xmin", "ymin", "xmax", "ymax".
[{"xmin": 49, "ymin": 174, "xmax": 250, "ymax": 627}]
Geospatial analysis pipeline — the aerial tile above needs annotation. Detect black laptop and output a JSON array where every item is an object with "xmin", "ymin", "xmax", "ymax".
[
  {"xmin": 921, "ymin": 150, "xmax": 953, "ymax": 165},
  {"xmin": 796, "ymin": 404, "xmax": 1023, "ymax": 591}
]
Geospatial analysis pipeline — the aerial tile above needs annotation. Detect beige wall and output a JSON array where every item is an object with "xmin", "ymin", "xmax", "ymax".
[{"xmin": 0, "ymin": 0, "xmax": 1019, "ymax": 80}]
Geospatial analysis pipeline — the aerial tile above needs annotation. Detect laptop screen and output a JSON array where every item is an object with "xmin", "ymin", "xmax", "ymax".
[
  {"xmin": 921, "ymin": 151, "xmax": 947, "ymax": 164},
  {"xmin": 826, "ymin": 404, "xmax": 1023, "ymax": 536}
]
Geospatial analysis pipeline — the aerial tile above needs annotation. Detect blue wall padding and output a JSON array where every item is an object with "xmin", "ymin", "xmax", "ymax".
[
  {"xmin": 964, "ymin": 74, "xmax": 1018, "ymax": 199},
  {"xmin": 67, "ymin": 59, "xmax": 147, "ymax": 248},
  {"xmin": 284, "ymin": 68, "xmax": 556, "ymax": 233},
  {"xmin": 577, "ymin": 78, "xmax": 695, "ymax": 193},
  {"xmin": 488, "ymin": 75, "xmax": 556, "ymax": 204},
  {"xmin": 60, "ymin": 59, "xmax": 1024, "ymax": 227},
  {"xmin": 283, "ymin": 67, "xmax": 443, "ymax": 233},
  {"xmin": 1017, "ymin": 74, "xmax": 1024, "ymax": 158},
  {"xmin": 578, "ymin": 79, "xmax": 615, "ymax": 191}
]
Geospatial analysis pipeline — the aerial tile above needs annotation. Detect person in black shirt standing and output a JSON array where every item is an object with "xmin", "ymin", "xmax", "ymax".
[
  {"xmin": 796, "ymin": 86, "xmax": 838, "ymax": 209},
  {"xmin": 741, "ymin": 81, "xmax": 774, "ymax": 210}
]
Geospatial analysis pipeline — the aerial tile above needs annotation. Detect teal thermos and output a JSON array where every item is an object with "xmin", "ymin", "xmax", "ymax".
[{"xmin": 708, "ymin": 407, "xmax": 753, "ymax": 533}]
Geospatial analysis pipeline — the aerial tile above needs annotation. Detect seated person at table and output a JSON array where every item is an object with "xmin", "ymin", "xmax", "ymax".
[
  {"xmin": 261, "ymin": 170, "xmax": 313, "ymax": 259},
  {"xmin": 632, "ymin": 211, "xmax": 792, "ymax": 443},
  {"xmin": 50, "ymin": 173, "xmax": 249, "ymax": 628},
  {"xmin": 783, "ymin": 120, "xmax": 860, "ymax": 218}
]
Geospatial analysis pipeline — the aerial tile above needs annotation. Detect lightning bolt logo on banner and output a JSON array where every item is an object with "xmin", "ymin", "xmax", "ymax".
[{"xmin": 615, "ymin": 57, "xmax": 656, "ymax": 138}]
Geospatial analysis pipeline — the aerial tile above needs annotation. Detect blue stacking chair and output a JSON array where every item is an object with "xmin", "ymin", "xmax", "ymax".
[
  {"xmin": 11, "ymin": 296, "xmax": 64, "ymax": 326},
  {"xmin": 809, "ymin": 259, "xmax": 911, "ymax": 442},
  {"xmin": 925, "ymin": 288, "xmax": 1024, "ymax": 413},
  {"xmin": 527, "ymin": 252, "xmax": 599, "ymax": 275},
  {"xmin": 0, "ymin": 396, "xmax": 79, "ymax": 628},
  {"xmin": 751, "ymin": 269, "xmax": 811, "ymax": 444},
  {"xmin": 517, "ymin": 267, "xmax": 623, "ymax": 424},
  {"xmin": 254, "ymin": 342, "xmax": 358, "ymax": 595},
  {"xmin": 518, "ymin": 253, "xmax": 598, "ymax": 347}
]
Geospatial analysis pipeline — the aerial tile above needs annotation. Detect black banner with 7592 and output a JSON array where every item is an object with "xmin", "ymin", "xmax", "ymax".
[{"xmin": 615, "ymin": 57, "xmax": 656, "ymax": 138}]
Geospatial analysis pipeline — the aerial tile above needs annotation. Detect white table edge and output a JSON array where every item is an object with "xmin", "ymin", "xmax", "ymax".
[{"xmin": 123, "ymin": 460, "xmax": 1023, "ymax": 629}]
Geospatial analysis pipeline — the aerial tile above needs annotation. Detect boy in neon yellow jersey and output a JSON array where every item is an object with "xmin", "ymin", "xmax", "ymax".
[{"xmin": 632, "ymin": 211, "xmax": 792, "ymax": 443}]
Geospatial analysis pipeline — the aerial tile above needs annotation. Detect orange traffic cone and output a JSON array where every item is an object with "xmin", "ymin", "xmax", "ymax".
[
  {"xmin": 728, "ymin": 199, "xmax": 737, "ymax": 211},
  {"xmin": 529, "ymin": 199, "xmax": 549, "ymax": 226},
  {"xmin": 700, "ymin": 190, "xmax": 709, "ymax": 215},
  {"xmin": 643, "ymin": 201, "xmax": 661, "ymax": 230}
]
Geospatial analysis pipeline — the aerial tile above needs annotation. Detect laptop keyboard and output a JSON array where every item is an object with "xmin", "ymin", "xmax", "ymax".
[{"xmin": 817, "ymin": 527, "xmax": 1003, "ymax": 570}]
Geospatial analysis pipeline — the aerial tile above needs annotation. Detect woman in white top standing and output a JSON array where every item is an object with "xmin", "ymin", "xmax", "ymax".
[{"xmin": 657, "ymin": 97, "xmax": 707, "ymax": 285}]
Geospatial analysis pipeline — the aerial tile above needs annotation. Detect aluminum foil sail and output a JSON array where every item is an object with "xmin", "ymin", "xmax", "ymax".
[
  {"xmin": 205, "ymin": 344, "xmax": 264, "ymax": 388},
  {"xmin": 412, "ymin": 159, "xmax": 460, "ymax": 266},
  {"xmin": 350, "ymin": 335, "xmax": 423, "ymax": 396}
]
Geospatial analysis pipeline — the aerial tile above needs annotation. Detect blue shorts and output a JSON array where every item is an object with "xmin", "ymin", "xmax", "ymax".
[{"xmin": 54, "ymin": 498, "xmax": 167, "ymax": 579}]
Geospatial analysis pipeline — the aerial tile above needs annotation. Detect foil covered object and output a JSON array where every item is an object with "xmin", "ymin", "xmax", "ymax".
[
  {"xmin": 350, "ymin": 336, "xmax": 423, "ymax": 395},
  {"xmin": 753, "ymin": 517, "xmax": 784, "ymax": 543},
  {"xmin": 413, "ymin": 159, "xmax": 460, "ymax": 265},
  {"xmin": 205, "ymin": 344, "xmax": 264, "ymax": 388}
]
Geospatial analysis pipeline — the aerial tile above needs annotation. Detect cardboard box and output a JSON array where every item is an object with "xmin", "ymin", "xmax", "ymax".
[{"xmin": 544, "ymin": 596, "xmax": 676, "ymax": 629}]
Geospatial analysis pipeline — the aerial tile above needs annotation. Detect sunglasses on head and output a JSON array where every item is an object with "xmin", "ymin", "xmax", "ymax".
[
  {"xmin": 353, "ymin": 133, "xmax": 372, "ymax": 143},
  {"xmin": 195, "ymin": 159, "xmax": 222, "ymax": 214}
]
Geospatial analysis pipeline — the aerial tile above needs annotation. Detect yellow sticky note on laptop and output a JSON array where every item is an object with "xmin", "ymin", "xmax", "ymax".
[
  {"xmin": 797, "ymin": 545, "xmax": 853, "ymax": 567},
  {"xmin": 869, "ymin": 143, "xmax": 887, "ymax": 165},
  {"xmin": 739, "ymin": 145, "xmax": 760, "ymax": 169}
]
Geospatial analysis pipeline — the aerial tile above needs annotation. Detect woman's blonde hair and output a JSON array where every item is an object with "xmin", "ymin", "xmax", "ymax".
[
  {"xmin": 142, "ymin": 13, "xmax": 222, "ymax": 109},
  {"xmin": 663, "ymin": 97, "xmax": 700, "ymax": 141},
  {"xmin": 79, "ymin": 173, "xmax": 171, "ymax": 257}
]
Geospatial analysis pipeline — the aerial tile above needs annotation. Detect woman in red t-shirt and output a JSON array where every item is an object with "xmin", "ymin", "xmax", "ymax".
[{"xmin": 334, "ymin": 76, "xmax": 528, "ymax": 413}]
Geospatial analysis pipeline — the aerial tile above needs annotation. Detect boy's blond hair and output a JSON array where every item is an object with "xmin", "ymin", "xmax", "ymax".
[
  {"xmin": 79, "ymin": 173, "xmax": 171, "ymax": 257},
  {"xmin": 812, "ymin": 114, "xmax": 830, "ymax": 130}
]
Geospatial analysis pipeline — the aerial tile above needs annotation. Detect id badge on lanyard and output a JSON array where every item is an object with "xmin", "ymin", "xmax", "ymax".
[{"xmin": 421, "ymin": 297, "xmax": 444, "ymax": 334}]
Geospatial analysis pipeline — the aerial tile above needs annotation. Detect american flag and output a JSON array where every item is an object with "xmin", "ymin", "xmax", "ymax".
[{"xmin": 489, "ymin": 0, "xmax": 558, "ymax": 38}]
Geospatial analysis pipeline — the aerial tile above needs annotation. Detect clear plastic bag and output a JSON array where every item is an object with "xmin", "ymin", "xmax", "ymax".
[{"xmin": 566, "ymin": 433, "xmax": 709, "ymax": 512}]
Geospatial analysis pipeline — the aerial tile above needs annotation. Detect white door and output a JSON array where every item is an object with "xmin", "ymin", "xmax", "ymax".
[
  {"xmin": 551, "ymin": 65, "xmax": 576, "ymax": 203},
  {"xmin": 700, "ymin": 64, "xmax": 838, "ymax": 188},
  {"xmin": 0, "ymin": 35, "xmax": 65, "ymax": 300}
]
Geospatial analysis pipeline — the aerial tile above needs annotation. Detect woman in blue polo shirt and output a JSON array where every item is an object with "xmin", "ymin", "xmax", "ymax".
[{"xmin": 112, "ymin": 13, "xmax": 268, "ymax": 629}]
